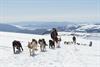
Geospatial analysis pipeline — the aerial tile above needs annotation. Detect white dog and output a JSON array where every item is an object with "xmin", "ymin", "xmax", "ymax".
[{"xmin": 28, "ymin": 39, "xmax": 38, "ymax": 56}]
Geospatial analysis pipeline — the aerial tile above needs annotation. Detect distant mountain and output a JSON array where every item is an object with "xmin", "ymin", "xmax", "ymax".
[
  {"xmin": 0, "ymin": 23, "xmax": 21, "ymax": 32},
  {"xmin": 12, "ymin": 21, "xmax": 74, "ymax": 30},
  {"xmin": 0, "ymin": 22, "xmax": 100, "ymax": 34},
  {"xmin": 75, "ymin": 24, "xmax": 100, "ymax": 33},
  {"xmin": 0, "ymin": 23, "xmax": 50, "ymax": 34}
]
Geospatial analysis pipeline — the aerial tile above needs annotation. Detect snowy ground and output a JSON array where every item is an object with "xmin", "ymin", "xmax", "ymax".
[{"xmin": 0, "ymin": 31, "xmax": 100, "ymax": 67}]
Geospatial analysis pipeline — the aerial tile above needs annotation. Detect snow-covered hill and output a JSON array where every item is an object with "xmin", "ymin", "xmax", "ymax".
[
  {"xmin": 0, "ymin": 23, "xmax": 100, "ymax": 35},
  {"xmin": 19, "ymin": 24, "xmax": 100, "ymax": 33},
  {"xmin": 61, "ymin": 24, "xmax": 100, "ymax": 33},
  {"xmin": 0, "ymin": 23, "xmax": 49, "ymax": 34},
  {"xmin": 0, "ymin": 31, "xmax": 100, "ymax": 67},
  {"xmin": 76, "ymin": 24, "xmax": 100, "ymax": 33}
]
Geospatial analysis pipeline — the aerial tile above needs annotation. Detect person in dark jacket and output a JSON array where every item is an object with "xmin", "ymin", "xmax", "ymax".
[
  {"xmin": 72, "ymin": 36, "xmax": 76, "ymax": 44},
  {"xmin": 89, "ymin": 41, "xmax": 92, "ymax": 47},
  {"xmin": 50, "ymin": 28, "xmax": 58, "ymax": 43}
]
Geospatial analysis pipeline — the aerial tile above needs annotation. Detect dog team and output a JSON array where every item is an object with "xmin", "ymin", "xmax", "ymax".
[
  {"xmin": 12, "ymin": 28, "xmax": 92, "ymax": 56},
  {"xmin": 12, "ymin": 28, "xmax": 62, "ymax": 56}
]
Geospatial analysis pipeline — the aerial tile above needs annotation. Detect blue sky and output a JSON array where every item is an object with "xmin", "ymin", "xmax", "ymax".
[{"xmin": 0, "ymin": 0, "xmax": 100, "ymax": 23}]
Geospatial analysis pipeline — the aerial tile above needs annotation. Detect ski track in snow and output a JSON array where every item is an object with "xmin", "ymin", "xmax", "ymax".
[{"xmin": 0, "ymin": 32, "xmax": 100, "ymax": 67}]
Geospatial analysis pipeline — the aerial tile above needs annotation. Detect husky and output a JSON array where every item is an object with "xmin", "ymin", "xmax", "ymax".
[
  {"xmin": 12, "ymin": 40, "xmax": 23, "ymax": 54},
  {"xmin": 28, "ymin": 39, "xmax": 38, "ymax": 56}
]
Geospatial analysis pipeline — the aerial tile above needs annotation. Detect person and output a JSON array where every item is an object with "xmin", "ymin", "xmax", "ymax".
[
  {"xmin": 50, "ymin": 28, "xmax": 58, "ymax": 47},
  {"xmin": 89, "ymin": 41, "xmax": 92, "ymax": 47},
  {"xmin": 51, "ymin": 28, "xmax": 58, "ymax": 42},
  {"xmin": 72, "ymin": 36, "xmax": 76, "ymax": 44}
]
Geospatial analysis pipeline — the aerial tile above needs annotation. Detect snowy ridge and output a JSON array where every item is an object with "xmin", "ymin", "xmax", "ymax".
[
  {"xmin": 0, "ymin": 23, "xmax": 100, "ymax": 34},
  {"xmin": 0, "ymin": 31, "xmax": 100, "ymax": 67},
  {"xmin": 75, "ymin": 24, "xmax": 100, "ymax": 32}
]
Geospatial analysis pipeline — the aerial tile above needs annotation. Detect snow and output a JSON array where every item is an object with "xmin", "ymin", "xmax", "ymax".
[{"xmin": 0, "ymin": 31, "xmax": 100, "ymax": 67}]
